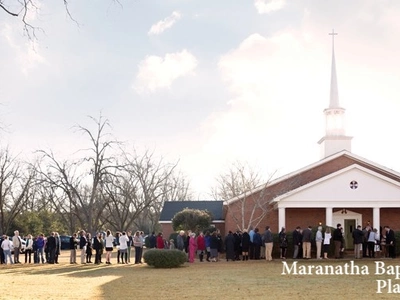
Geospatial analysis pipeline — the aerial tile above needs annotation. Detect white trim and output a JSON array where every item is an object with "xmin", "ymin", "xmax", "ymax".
[{"xmin": 272, "ymin": 164, "xmax": 400, "ymax": 205}]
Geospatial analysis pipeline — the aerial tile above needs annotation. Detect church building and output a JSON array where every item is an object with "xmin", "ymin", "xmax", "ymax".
[{"xmin": 224, "ymin": 31, "xmax": 400, "ymax": 249}]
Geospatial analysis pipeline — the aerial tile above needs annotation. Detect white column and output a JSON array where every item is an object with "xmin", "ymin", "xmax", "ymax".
[
  {"xmin": 326, "ymin": 207, "xmax": 333, "ymax": 227},
  {"xmin": 278, "ymin": 207, "xmax": 286, "ymax": 230},
  {"xmin": 373, "ymin": 207, "xmax": 380, "ymax": 234}
]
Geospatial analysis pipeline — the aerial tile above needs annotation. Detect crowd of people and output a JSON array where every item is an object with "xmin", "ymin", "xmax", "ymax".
[{"xmin": 0, "ymin": 224, "xmax": 397, "ymax": 265}]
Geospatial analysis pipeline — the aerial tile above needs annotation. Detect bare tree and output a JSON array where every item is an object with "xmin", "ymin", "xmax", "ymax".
[
  {"xmin": 211, "ymin": 161, "xmax": 277, "ymax": 231},
  {"xmin": 103, "ymin": 149, "xmax": 189, "ymax": 232},
  {"xmin": 0, "ymin": 0, "xmax": 125, "ymax": 41},
  {"xmin": 0, "ymin": 0, "xmax": 75, "ymax": 40},
  {"xmin": 36, "ymin": 114, "xmax": 120, "ymax": 234},
  {"xmin": 0, "ymin": 147, "xmax": 36, "ymax": 234}
]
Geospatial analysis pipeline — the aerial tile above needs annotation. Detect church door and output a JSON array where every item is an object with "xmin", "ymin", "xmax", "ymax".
[{"xmin": 344, "ymin": 219, "xmax": 356, "ymax": 250}]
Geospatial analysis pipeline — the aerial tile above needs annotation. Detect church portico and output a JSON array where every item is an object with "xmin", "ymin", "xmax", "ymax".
[{"xmin": 278, "ymin": 206, "xmax": 400, "ymax": 236}]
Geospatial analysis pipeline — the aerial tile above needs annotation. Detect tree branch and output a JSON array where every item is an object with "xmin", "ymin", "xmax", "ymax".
[{"xmin": 0, "ymin": 3, "xmax": 19, "ymax": 16}]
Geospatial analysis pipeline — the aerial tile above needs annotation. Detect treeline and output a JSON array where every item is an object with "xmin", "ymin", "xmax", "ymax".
[{"xmin": 0, "ymin": 115, "xmax": 192, "ymax": 236}]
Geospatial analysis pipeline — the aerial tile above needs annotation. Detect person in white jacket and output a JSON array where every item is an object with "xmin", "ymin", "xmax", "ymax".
[
  {"xmin": 119, "ymin": 231, "xmax": 129, "ymax": 264},
  {"xmin": 25, "ymin": 234, "xmax": 34, "ymax": 263},
  {"xmin": 1, "ymin": 235, "xmax": 14, "ymax": 264}
]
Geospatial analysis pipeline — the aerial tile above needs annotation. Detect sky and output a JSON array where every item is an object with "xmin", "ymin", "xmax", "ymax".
[{"xmin": 1, "ymin": 0, "xmax": 400, "ymax": 199}]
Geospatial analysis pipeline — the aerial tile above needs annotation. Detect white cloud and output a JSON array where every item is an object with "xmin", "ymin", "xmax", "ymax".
[
  {"xmin": 148, "ymin": 11, "xmax": 181, "ymax": 36},
  {"xmin": 198, "ymin": 30, "xmax": 326, "ymax": 182},
  {"xmin": 254, "ymin": 0, "xmax": 286, "ymax": 14},
  {"xmin": 134, "ymin": 49, "xmax": 198, "ymax": 93}
]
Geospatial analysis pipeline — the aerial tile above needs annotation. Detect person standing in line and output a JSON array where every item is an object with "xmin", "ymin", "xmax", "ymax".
[
  {"xmin": 279, "ymin": 227, "xmax": 288, "ymax": 259},
  {"xmin": 93, "ymin": 232, "xmax": 103, "ymax": 264},
  {"xmin": 302, "ymin": 226, "xmax": 312, "ymax": 259},
  {"xmin": 0, "ymin": 235, "xmax": 5, "ymax": 264},
  {"xmin": 224, "ymin": 231, "xmax": 235, "ymax": 262},
  {"xmin": 12, "ymin": 230, "xmax": 22, "ymax": 264},
  {"xmin": 188, "ymin": 232, "xmax": 197, "ymax": 263},
  {"xmin": 79, "ymin": 230, "xmax": 87, "ymax": 264},
  {"xmin": 262, "ymin": 226, "xmax": 273, "ymax": 261},
  {"xmin": 86, "ymin": 233, "xmax": 93, "ymax": 263},
  {"xmin": 248, "ymin": 226, "xmax": 255, "ymax": 260},
  {"xmin": 133, "ymin": 231, "xmax": 143, "ymax": 264},
  {"xmin": 253, "ymin": 228, "xmax": 262, "ymax": 260},
  {"xmin": 204, "ymin": 231, "xmax": 211, "ymax": 262},
  {"xmin": 209, "ymin": 231, "xmax": 220, "ymax": 262},
  {"xmin": 54, "ymin": 232, "xmax": 61, "ymax": 264},
  {"xmin": 176, "ymin": 230, "xmax": 185, "ymax": 251},
  {"xmin": 241, "ymin": 229, "xmax": 251, "ymax": 261},
  {"xmin": 233, "ymin": 231, "xmax": 242, "ymax": 261},
  {"xmin": 148, "ymin": 232, "xmax": 156, "ymax": 249},
  {"xmin": 323, "ymin": 227, "xmax": 332, "ymax": 259},
  {"xmin": 380, "ymin": 228, "xmax": 387, "ymax": 258},
  {"xmin": 1, "ymin": 235, "xmax": 13, "ymax": 264},
  {"xmin": 385, "ymin": 226, "xmax": 396, "ymax": 259},
  {"xmin": 333, "ymin": 224, "xmax": 343, "ymax": 259},
  {"xmin": 114, "ymin": 232, "xmax": 121, "ymax": 263},
  {"xmin": 196, "ymin": 232, "xmax": 206, "ymax": 262},
  {"xmin": 69, "ymin": 233, "xmax": 78, "ymax": 264},
  {"xmin": 24, "ymin": 234, "xmax": 33, "ymax": 264},
  {"xmin": 352, "ymin": 225, "xmax": 364, "ymax": 259},
  {"xmin": 292, "ymin": 226, "xmax": 301, "ymax": 259},
  {"xmin": 105, "ymin": 230, "xmax": 114, "ymax": 265},
  {"xmin": 37, "ymin": 234, "xmax": 46, "ymax": 264},
  {"xmin": 367, "ymin": 228, "xmax": 377, "ymax": 258},
  {"xmin": 315, "ymin": 226, "xmax": 323, "ymax": 259},
  {"xmin": 362, "ymin": 225, "xmax": 370, "ymax": 258},
  {"xmin": 127, "ymin": 231, "xmax": 133, "ymax": 263},
  {"xmin": 46, "ymin": 232, "xmax": 56, "ymax": 264},
  {"xmin": 139, "ymin": 231, "xmax": 146, "ymax": 262},
  {"xmin": 119, "ymin": 231, "xmax": 129, "ymax": 264},
  {"xmin": 156, "ymin": 233, "xmax": 164, "ymax": 249}
]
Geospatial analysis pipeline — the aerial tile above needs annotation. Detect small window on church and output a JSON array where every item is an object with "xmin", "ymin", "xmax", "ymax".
[{"xmin": 350, "ymin": 180, "xmax": 358, "ymax": 189}]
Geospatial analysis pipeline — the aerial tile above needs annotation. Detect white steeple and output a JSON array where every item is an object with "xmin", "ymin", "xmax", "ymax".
[{"xmin": 318, "ymin": 30, "xmax": 352, "ymax": 158}]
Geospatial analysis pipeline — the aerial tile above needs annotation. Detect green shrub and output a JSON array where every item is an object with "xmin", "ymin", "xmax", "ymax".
[{"xmin": 143, "ymin": 249, "xmax": 187, "ymax": 268}]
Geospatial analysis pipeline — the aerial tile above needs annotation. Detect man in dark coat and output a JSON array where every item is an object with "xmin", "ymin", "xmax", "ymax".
[
  {"xmin": 148, "ymin": 232, "xmax": 156, "ymax": 249},
  {"xmin": 233, "ymin": 231, "xmax": 242, "ymax": 261},
  {"xmin": 385, "ymin": 226, "xmax": 396, "ymax": 259},
  {"xmin": 352, "ymin": 225, "xmax": 364, "ymax": 259},
  {"xmin": 292, "ymin": 226, "xmax": 301, "ymax": 259},
  {"xmin": 333, "ymin": 224, "xmax": 343, "ymax": 259},
  {"xmin": 225, "ymin": 231, "xmax": 235, "ymax": 261},
  {"xmin": 241, "ymin": 230, "xmax": 250, "ymax": 261},
  {"xmin": 46, "ymin": 232, "xmax": 56, "ymax": 264}
]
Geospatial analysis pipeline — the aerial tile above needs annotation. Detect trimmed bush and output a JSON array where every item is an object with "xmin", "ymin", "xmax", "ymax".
[{"xmin": 143, "ymin": 249, "xmax": 187, "ymax": 268}]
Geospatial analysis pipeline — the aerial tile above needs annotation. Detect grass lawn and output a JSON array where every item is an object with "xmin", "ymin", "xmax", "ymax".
[{"xmin": 0, "ymin": 253, "xmax": 398, "ymax": 299}]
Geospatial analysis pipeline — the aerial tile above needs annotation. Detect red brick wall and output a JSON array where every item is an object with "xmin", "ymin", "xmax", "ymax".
[
  {"xmin": 380, "ymin": 208, "xmax": 400, "ymax": 231},
  {"xmin": 224, "ymin": 154, "xmax": 400, "ymax": 234}
]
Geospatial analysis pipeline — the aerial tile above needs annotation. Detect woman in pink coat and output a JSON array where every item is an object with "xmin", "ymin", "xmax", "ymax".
[{"xmin": 189, "ymin": 232, "xmax": 197, "ymax": 263}]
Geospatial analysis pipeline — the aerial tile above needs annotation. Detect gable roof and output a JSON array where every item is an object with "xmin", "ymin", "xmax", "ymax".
[
  {"xmin": 159, "ymin": 201, "xmax": 225, "ymax": 222},
  {"xmin": 272, "ymin": 164, "xmax": 400, "ymax": 208},
  {"xmin": 225, "ymin": 150, "xmax": 400, "ymax": 206}
]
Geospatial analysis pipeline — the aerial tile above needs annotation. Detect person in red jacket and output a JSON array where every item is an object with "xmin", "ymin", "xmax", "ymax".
[
  {"xmin": 156, "ymin": 233, "xmax": 164, "ymax": 249},
  {"xmin": 196, "ymin": 232, "xmax": 206, "ymax": 262}
]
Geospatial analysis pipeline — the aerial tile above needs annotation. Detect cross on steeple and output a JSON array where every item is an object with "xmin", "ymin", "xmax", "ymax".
[{"xmin": 329, "ymin": 29, "xmax": 338, "ymax": 49}]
